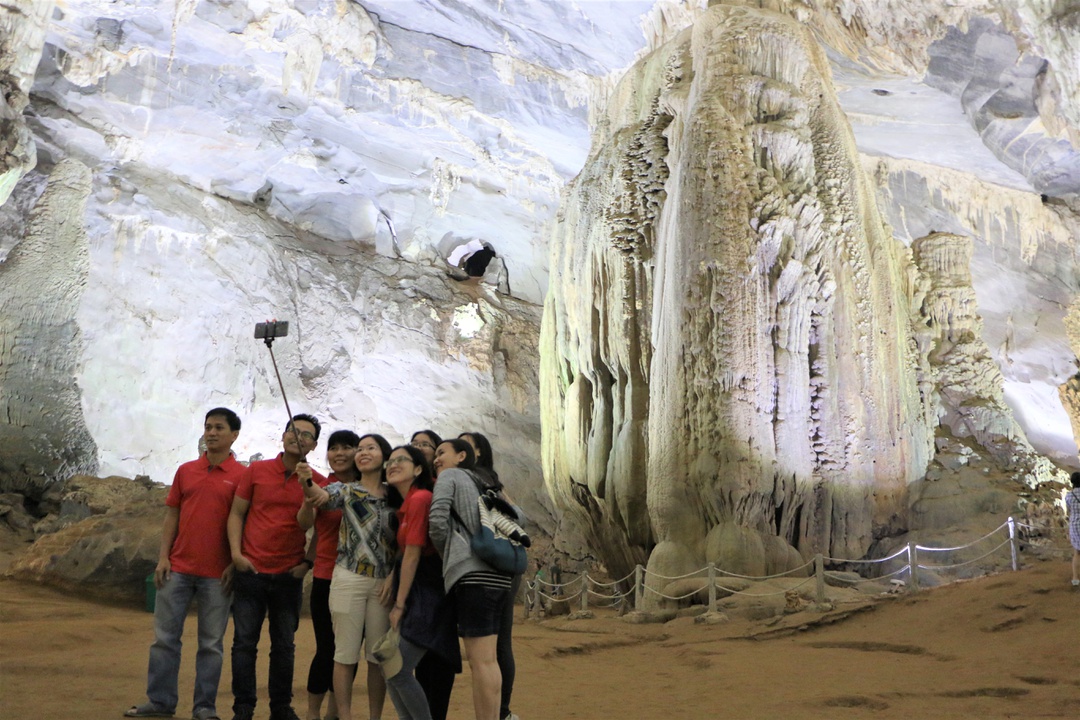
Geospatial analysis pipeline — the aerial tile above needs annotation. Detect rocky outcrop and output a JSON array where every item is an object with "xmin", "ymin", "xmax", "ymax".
[
  {"xmin": 542, "ymin": 6, "xmax": 935, "ymax": 587},
  {"xmin": 8, "ymin": 475, "xmax": 167, "ymax": 603},
  {"xmin": 0, "ymin": 1, "xmax": 51, "ymax": 204},
  {"xmin": 0, "ymin": 158, "xmax": 98, "ymax": 498}
]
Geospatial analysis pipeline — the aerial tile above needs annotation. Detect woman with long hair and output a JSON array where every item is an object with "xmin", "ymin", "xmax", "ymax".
[
  {"xmin": 302, "ymin": 429, "xmax": 360, "ymax": 720},
  {"xmin": 408, "ymin": 429, "xmax": 456, "ymax": 720},
  {"xmin": 381, "ymin": 444, "xmax": 459, "ymax": 719},
  {"xmin": 429, "ymin": 438, "xmax": 511, "ymax": 720},
  {"xmin": 458, "ymin": 432, "xmax": 520, "ymax": 720},
  {"xmin": 409, "ymin": 430, "xmax": 442, "ymax": 469},
  {"xmin": 299, "ymin": 434, "xmax": 394, "ymax": 720}
]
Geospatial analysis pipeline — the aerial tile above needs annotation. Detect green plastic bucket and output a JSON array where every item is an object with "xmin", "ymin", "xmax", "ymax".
[{"xmin": 145, "ymin": 573, "xmax": 156, "ymax": 613}]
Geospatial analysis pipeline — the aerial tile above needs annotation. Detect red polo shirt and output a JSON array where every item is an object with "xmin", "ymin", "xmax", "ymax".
[
  {"xmin": 237, "ymin": 454, "xmax": 327, "ymax": 574},
  {"xmin": 313, "ymin": 474, "xmax": 342, "ymax": 580},
  {"xmin": 166, "ymin": 453, "xmax": 244, "ymax": 577}
]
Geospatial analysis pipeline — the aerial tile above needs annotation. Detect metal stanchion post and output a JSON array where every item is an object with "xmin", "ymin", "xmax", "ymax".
[
  {"xmin": 1008, "ymin": 516, "xmax": 1019, "ymax": 571},
  {"xmin": 908, "ymin": 542, "xmax": 919, "ymax": 592},
  {"xmin": 634, "ymin": 565, "xmax": 643, "ymax": 612},
  {"xmin": 815, "ymin": 553, "xmax": 825, "ymax": 603},
  {"xmin": 708, "ymin": 563, "xmax": 717, "ymax": 614}
]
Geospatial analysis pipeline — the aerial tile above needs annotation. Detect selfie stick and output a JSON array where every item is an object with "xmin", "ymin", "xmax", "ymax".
[{"xmin": 257, "ymin": 320, "xmax": 311, "ymax": 485}]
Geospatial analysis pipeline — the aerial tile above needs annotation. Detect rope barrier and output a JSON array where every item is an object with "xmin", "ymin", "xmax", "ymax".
[
  {"xmin": 523, "ymin": 518, "xmax": 1026, "ymax": 618},
  {"xmin": 823, "ymin": 545, "xmax": 908, "ymax": 564},
  {"xmin": 641, "ymin": 567, "xmax": 709, "ymax": 582},
  {"xmin": 915, "ymin": 522, "xmax": 1008, "ymax": 552},
  {"xmin": 714, "ymin": 558, "xmax": 815, "ymax": 580},
  {"xmin": 917, "ymin": 539, "xmax": 1013, "ymax": 570}
]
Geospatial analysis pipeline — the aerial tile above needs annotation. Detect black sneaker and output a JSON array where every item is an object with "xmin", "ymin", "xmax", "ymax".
[
  {"xmin": 231, "ymin": 708, "xmax": 254, "ymax": 720},
  {"xmin": 270, "ymin": 707, "xmax": 301, "ymax": 720}
]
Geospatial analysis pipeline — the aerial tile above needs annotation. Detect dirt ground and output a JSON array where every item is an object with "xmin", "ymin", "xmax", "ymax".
[{"xmin": 2, "ymin": 550, "xmax": 1079, "ymax": 720}]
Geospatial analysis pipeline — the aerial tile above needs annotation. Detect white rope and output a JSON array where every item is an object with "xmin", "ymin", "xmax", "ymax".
[
  {"xmin": 642, "ymin": 584, "xmax": 706, "ymax": 601},
  {"xmin": 642, "ymin": 567, "xmax": 709, "ymax": 582},
  {"xmin": 718, "ymin": 575, "xmax": 817, "ymax": 597},
  {"xmin": 824, "ymin": 545, "xmax": 909, "ymax": 564},
  {"xmin": 585, "ymin": 569, "xmax": 637, "ymax": 587},
  {"xmin": 715, "ymin": 558, "xmax": 814, "ymax": 580},
  {"xmin": 917, "ymin": 539, "xmax": 1013, "ymax": 570},
  {"xmin": 915, "ymin": 522, "xmax": 1008, "ymax": 552}
]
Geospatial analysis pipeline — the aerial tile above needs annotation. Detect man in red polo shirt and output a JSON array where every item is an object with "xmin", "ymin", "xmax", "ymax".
[
  {"xmin": 227, "ymin": 414, "xmax": 326, "ymax": 720},
  {"xmin": 125, "ymin": 407, "xmax": 244, "ymax": 720}
]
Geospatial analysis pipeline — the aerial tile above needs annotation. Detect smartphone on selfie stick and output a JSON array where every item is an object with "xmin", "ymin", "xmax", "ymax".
[{"xmin": 254, "ymin": 320, "xmax": 312, "ymax": 486}]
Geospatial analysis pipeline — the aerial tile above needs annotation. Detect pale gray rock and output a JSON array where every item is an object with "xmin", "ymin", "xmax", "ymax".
[
  {"xmin": 0, "ymin": 0, "xmax": 51, "ymax": 204},
  {"xmin": 0, "ymin": 158, "xmax": 98, "ymax": 498}
]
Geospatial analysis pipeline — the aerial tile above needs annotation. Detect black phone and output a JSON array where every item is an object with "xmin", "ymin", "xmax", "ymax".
[{"xmin": 254, "ymin": 321, "xmax": 289, "ymax": 339}]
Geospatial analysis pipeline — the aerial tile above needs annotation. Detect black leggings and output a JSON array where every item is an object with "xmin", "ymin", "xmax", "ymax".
[
  {"xmin": 306, "ymin": 577, "xmax": 335, "ymax": 695},
  {"xmin": 416, "ymin": 651, "xmax": 456, "ymax": 720},
  {"xmin": 498, "ymin": 573, "xmax": 521, "ymax": 718}
]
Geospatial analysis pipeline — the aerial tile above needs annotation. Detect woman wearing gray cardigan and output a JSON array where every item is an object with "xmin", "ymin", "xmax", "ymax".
[{"xmin": 428, "ymin": 439, "xmax": 511, "ymax": 720}]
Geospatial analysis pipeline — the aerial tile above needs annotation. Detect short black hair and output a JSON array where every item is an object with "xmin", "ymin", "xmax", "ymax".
[
  {"xmin": 206, "ymin": 407, "xmax": 241, "ymax": 431},
  {"xmin": 288, "ymin": 413, "xmax": 322, "ymax": 441},
  {"xmin": 326, "ymin": 429, "xmax": 361, "ymax": 448},
  {"xmin": 441, "ymin": 437, "xmax": 476, "ymax": 470},
  {"xmin": 1072, "ymin": 471, "xmax": 1080, "ymax": 488}
]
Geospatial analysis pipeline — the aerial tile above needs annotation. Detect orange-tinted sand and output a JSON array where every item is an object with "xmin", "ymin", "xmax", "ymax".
[{"xmin": 2, "ymin": 556, "xmax": 1078, "ymax": 719}]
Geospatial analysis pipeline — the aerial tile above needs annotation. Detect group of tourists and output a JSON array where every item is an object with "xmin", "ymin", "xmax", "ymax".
[{"xmin": 125, "ymin": 408, "xmax": 523, "ymax": 720}]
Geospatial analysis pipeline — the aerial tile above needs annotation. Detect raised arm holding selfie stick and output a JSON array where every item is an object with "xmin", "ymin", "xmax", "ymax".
[{"xmin": 223, "ymin": 320, "xmax": 327, "ymax": 720}]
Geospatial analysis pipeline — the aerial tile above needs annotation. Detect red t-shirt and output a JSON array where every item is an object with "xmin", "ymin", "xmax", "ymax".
[
  {"xmin": 313, "ymin": 475, "xmax": 342, "ymax": 580},
  {"xmin": 396, "ymin": 485, "xmax": 436, "ymax": 556},
  {"xmin": 166, "ymin": 454, "xmax": 244, "ymax": 577},
  {"xmin": 237, "ymin": 454, "xmax": 327, "ymax": 574}
]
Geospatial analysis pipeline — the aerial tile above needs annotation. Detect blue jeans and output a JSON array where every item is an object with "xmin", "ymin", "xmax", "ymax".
[
  {"xmin": 145, "ymin": 571, "xmax": 231, "ymax": 715},
  {"xmin": 386, "ymin": 637, "xmax": 432, "ymax": 720},
  {"xmin": 230, "ymin": 571, "xmax": 303, "ymax": 715}
]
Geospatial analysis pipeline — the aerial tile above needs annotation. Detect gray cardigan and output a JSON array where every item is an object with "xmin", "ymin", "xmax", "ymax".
[{"xmin": 428, "ymin": 468, "xmax": 494, "ymax": 591}]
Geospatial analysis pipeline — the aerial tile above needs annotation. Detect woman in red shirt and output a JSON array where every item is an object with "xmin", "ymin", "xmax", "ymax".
[{"xmin": 383, "ymin": 445, "xmax": 459, "ymax": 720}]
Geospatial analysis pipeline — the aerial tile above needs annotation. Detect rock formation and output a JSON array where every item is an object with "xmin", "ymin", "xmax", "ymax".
[
  {"xmin": 541, "ymin": 4, "xmax": 1075, "ymax": 586},
  {"xmin": 543, "ymin": 6, "xmax": 937, "ymax": 585},
  {"xmin": 0, "ymin": 158, "xmax": 98, "ymax": 498},
  {"xmin": 0, "ymin": 1, "xmax": 51, "ymax": 204}
]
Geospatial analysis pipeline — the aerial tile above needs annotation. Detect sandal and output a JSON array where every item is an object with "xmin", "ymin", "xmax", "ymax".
[{"xmin": 125, "ymin": 705, "xmax": 175, "ymax": 718}]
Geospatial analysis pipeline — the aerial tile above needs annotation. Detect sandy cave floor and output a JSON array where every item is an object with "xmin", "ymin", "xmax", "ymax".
[{"xmin": 2, "ymin": 555, "xmax": 1079, "ymax": 720}]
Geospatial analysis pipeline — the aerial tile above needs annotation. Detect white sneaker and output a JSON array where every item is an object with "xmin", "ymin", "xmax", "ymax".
[{"xmin": 503, "ymin": 714, "xmax": 521, "ymax": 720}]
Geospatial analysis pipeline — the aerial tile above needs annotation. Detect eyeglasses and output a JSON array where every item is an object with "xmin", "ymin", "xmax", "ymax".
[
  {"xmin": 411, "ymin": 441, "xmax": 435, "ymax": 450},
  {"xmin": 289, "ymin": 429, "xmax": 316, "ymax": 442},
  {"xmin": 384, "ymin": 457, "xmax": 415, "ymax": 468}
]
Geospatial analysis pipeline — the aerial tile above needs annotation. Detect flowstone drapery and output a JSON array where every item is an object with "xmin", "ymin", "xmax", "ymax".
[{"xmin": 541, "ymin": 6, "xmax": 938, "ymax": 584}]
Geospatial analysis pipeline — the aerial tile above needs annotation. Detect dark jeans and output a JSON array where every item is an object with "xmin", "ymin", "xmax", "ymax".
[
  {"xmin": 498, "ymin": 573, "xmax": 522, "ymax": 718},
  {"xmin": 306, "ymin": 577, "xmax": 335, "ymax": 695},
  {"xmin": 231, "ymin": 571, "xmax": 303, "ymax": 715}
]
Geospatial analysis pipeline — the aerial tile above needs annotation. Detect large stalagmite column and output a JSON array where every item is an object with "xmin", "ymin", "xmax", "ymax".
[{"xmin": 541, "ymin": 5, "xmax": 935, "ymax": 585}]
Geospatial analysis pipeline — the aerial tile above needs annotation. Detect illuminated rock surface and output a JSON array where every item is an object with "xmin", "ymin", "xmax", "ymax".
[{"xmin": 1, "ymin": 1, "xmax": 1079, "ymax": 571}]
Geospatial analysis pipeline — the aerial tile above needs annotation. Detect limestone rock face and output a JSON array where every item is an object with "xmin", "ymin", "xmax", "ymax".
[
  {"xmin": 0, "ymin": 158, "xmax": 98, "ymax": 498},
  {"xmin": 0, "ymin": 1, "xmax": 51, "ymax": 204},
  {"xmin": 541, "ymin": 6, "xmax": 934, "ymax": 583}
]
